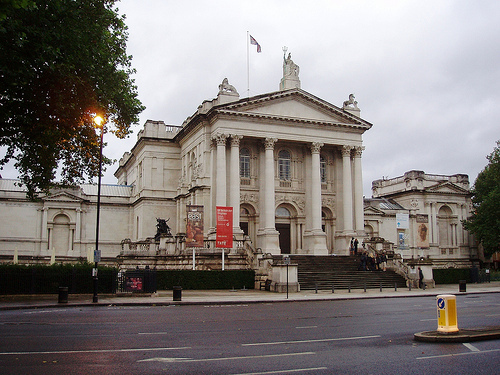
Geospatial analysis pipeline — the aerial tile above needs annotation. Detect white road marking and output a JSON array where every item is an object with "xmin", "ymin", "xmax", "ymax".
[
  {"xmin": 295, "ymin": 325, "xmax": 318, "ymax": 329},
  {"xmin": 417, "ymin": 348, "xmax": 500, "ymax": 360},
  {"xmin": 0, "ymin": 346, "xmax": 191, "ymax": 356},
  {"xmin": 231, "ymin": 367, "xmax": 328, "ymax": 374},
  {"xmin": 420, "ymin": 318, "xmax": 437, "ymax": 321},
  {"xmin": 138, "ymin": 351, "xmax": 316, "ymax": 363},
  {"xmin": 242, "ymin": 335, "xmax": 381, "ymax": 346},
  {"xmin": 463, "ymin": 343, "xmax": 480, "ymax": 352}
]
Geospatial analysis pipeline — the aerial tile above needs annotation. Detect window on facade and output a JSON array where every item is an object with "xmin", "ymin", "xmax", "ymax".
[
  {"xmin": 240, "ymin": 148, "xmax": 250, "ymax": 178},
  {"xmin": 278, "ymin": 150, "xmax": 291, "ymax": 181},
  {"xmin": 320, "ymin": 155, "xmax": 327, "ymax": 183},
  {"xmin": 276, "ymin": 207, "xmax": 291, "ymax": 217}
]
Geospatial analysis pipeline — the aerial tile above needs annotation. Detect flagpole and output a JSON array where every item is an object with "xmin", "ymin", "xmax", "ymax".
[{"xmin": 246, "ymin": 31, "xmax": 250, "ymax": 97}]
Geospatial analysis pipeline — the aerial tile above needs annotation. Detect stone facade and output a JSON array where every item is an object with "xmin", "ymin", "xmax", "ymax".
[
  {"xmin": 364, "ymin": 170, "xmax": 478, "ymax": 271},
  {"xmin": 0, "ymin": 62, "xmax": 372, "ymax": 267}
]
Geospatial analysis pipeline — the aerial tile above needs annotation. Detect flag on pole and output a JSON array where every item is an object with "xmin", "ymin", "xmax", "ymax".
[{"xmin": 249, "ymin": 35, "xmax": 261, "ymax": 53}]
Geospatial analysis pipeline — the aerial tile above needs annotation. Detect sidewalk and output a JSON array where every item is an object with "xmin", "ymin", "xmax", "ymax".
[{"xmin": 1, "ymin": 281, "xmax": 499, "ymax": 310}]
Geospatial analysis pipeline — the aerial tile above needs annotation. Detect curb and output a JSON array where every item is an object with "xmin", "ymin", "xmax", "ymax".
[{"xmin": 414, "ymin": 327, "xmax": 500, "ymax": 343}]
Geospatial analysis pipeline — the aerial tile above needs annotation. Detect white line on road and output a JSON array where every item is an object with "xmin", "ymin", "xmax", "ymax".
[
  {"xmin": 138, "ymin": 351, "xmax": 316, "ymax": 363},
  {"xmin": 419, "ymin": 318, "xmax": 437, "ymax": 322},
  {"xmin": 417, "ymin": 348, "xmax": 500, "ymax": 360},
  {"xmin": 0, "ymin": 346, "xmax": 191, "ymax": 356},
  {"xmin": 242, "ymin": 335, "xmax": 381, "ymax": 347},
  {"xmin": 463, "ymin": 343, "xmax": 480, "ymax": 352},
  {"xmin": 231, "ymin": 367, "xmax": 328, "ymax": 375},
  {"xmin": 295, "ymin": 326, "xmax": 318, "ymax": 329}
]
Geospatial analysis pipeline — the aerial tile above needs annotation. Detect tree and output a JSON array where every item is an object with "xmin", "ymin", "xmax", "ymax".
[
  {"xmin": 463, "ymin": 140, "xmax": 500, "ymax": 259},
  {"xmin": 0, "ymin": 0, "xmax": 144, "ymax": 198}
]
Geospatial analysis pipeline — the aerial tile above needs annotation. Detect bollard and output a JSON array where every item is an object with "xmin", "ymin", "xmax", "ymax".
[
  {"xmin": 348, "ymin": 284, "xmax": 351, "ymax": 293},
  {"xmin": 173, "ymin": 286, "xmax": 182, "ymax": 301},
  {"xmin": 315, "ymin": 283, "xmax": 318, "ymax": 294},
  {"xmin": 332, "ymin": 285, "xmax": 334, "ymax": 294},
  {"xmin": 364, "ymin": 282, "xmax": 366, "ymax": 293},
  {"xmin": 437, "ymin": 294, "xmax": 458, "ymax": 333},
  {"xmin": 459, "ymin": 280, "xmax": 466, "ymax": 293},
  {"xmin": 58, "ymin": 286, "xmax": 68, "ymax": 304},
  {"xmin": 395, "ymin": 283, "xmax": 397, "ymax": 292},
  {"xmin": 409, "ymin": 282, "xmax": 412, "ymax": 291},
  {"xmin": 380, "ymin": 283, "xmax": 383, "ymax": 292}
]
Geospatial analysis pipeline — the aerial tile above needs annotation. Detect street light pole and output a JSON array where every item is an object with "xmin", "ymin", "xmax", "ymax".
[{"xmin": 93, "ymin": 115, "xmax": 104, "ymax": 303}]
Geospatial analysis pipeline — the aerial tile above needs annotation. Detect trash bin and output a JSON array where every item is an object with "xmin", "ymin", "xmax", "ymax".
[
  {"xmin": 173, "ymin": 286, "xmax": 182, "ymax": 301},
  {"xmin": 58, "ymin": 286, "xmax": 68, "ymax": 304},
  {"xmin": 459, "ymin": 280, "xmax": 466, "ymax": 293}
]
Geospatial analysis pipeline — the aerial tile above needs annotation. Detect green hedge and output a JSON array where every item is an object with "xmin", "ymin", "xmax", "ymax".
[
  {"xmin": 156, "ymin": 270, "xmax": 255, "ymax": 290},
  {"xmin": 433, "ymin": 268, "xmax": 471, "ymax": 284},
  {"xmin": 0, "ymin": 263, "xmax": 117, "ymax": 294}
]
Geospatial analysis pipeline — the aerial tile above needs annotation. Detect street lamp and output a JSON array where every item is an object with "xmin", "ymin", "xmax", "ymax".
[{"xmin": 93, "ymin": 115, "xmax": 105, "ymax": 303}]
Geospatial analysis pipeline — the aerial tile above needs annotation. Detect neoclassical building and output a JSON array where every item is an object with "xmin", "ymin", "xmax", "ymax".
[
  {"xmin": 0, "ymin": 56, "xmax": 371, "ymax": 265},
  {"xmin": 364, "ymin": 170, "xmax": 479, "ymax": 268},
  {"xmin": 0, "ymin": 56, "xmax": 479, "ymax": 278}
]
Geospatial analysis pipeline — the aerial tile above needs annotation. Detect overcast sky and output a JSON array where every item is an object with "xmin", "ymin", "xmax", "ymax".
[{"xmin": 4, "ymin": 0, "xmax": 500, "ymax": 197}]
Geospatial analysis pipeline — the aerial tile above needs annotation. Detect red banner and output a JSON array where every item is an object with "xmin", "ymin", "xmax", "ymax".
[
  {"xmin": 216, "ymin": 206, "xmax": 233, "ymax": 248},
  {"xmin": 186, "ymin": 205, "xmax": 204, "ymax": 247}
]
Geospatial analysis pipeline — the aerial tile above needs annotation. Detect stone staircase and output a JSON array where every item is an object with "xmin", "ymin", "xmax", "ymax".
[{"xmin": 290, "ymin": 255, "xmax": 407, "ymax": 290}]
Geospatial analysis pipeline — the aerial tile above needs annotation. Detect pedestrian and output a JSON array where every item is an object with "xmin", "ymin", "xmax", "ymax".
[
  {"xmin": 418, "ymin": 267, "xmax": 424, "ymax": 289},
  {"xmin": 350, "ymin": 238, "xmax": 354, "ymax": 255},
  {"xmin": 354, "ymin": 238, "xmax": 359, "ymax": 255},
  {"xmin": 380, "ymin": 252, "xmax": 387, "ymax": 272}
]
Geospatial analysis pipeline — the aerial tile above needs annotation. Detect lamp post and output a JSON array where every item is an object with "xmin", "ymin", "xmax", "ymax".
[{"xmin": 93, "ymin": 115, "xmax": 104, "ymax": 303}]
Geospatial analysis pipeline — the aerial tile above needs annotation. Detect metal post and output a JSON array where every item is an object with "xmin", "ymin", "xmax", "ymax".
[
  {"xmin": 93, "ymin": 123, "xmax": 104, "ymax": 304},
  {"xmin": 380, "ymin": 283, "xmax": 382, "ymax": 292}
]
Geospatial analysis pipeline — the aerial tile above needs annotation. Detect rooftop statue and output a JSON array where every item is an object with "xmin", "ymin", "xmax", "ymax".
[
  {"xmin": 343, "ymin": 94, "xmax": 358, "ymax": 109},
  {"xmin": 218, "ymin": 78, "xmax": 239, "ymax": 95},
  {"xmin": 283, "ymin": 52, "xmax": 300, "ymax": 78}
]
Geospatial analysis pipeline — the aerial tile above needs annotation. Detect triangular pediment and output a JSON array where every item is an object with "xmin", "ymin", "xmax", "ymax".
[
  {"xmin": 216, "ymin": 89, "xmax": 372, "ymax": 130},
  {"xmin": 426, "ymin": 182, "xmax": 469, "ymax": 195},
  {"xmin": 364, "ymin": 206, "xmax": 385, "ymax": 215},
  {"xmin": 43, "ymin": 190, "xmax": 84, "ymax": 203}
]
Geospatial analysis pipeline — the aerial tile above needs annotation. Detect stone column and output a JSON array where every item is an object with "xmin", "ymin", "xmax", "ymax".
[
  {"xmin": 353, "ymin": 146, "xmax": 365, "ymax": 235},
  {"xmin": 303, "ymin": 142, "xmax": 327, "ymax": 255},
  {"xmin": 264, "ymin": 138, "xmax": 277, "ymax": 230},
  {"xmin": 257, "ymin": 138, "xmax": 280, "ymax": 254},
  {"xmin": 230, "ymin": 135, "xmax": 243, "ymax": 236},
  {"xmin": 213, "ymin": 133, "xmax": 228, "ymax": 207},
  {"xmin": 311, "ymin": 142, "xmax": 323, "ymax": 231},
  {"xmin": 342, "ymin": 145, "xmax": 354, "ymax": 233}
]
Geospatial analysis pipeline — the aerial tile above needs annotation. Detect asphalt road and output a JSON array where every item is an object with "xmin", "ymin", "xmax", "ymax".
[{"xmin": 0, "ymin": 294, "xmax": 499, "ymax": 374}]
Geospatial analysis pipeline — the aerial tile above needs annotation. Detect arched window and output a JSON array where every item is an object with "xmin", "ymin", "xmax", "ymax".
[
  {"xmin": 320, "ymin": 155, "xmax": 327, "ymax": 183},
  {"xmin": 240, "ymin": 148, "xmax": 250, "ymax": 178},
  {"xmin": 278, "ymin": 150, "xmax": 291, "ymax": 181},
  {"xmin": 276, "ymin": 207, "xmax": 291, "ymax": 218}
]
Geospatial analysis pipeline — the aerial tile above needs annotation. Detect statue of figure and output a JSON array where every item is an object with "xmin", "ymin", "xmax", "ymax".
[
  {"xmin": 343, "ymin": 94, "xmax": 358, "ymax": 109},
  {"xmin": 218, "ymin": 78, "xmax": 238, "ymax": 95},
  {"xmin": 155, "ymin": 218, "xmax": 171, "ymax": 241},
  {"xmin": 283, "ymin": 52, "xmax": 299, "ymax": 77}
]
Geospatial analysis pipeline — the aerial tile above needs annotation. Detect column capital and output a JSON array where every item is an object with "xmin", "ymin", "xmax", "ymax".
[
  {"xmin": 341, "ymin": 145, "xmax": 353, "ymax": 157},
  {"xmin": 212, "ymin": 133, "xmax": 228, "ymax": 146},
  {"xmin": 230, "ymin": 134, "xmax": 242, "ymax": 147},
  {"xmin": 311, "ymin": 142, "xmax": 323, "ymax": 154},
  {"xmin": 264, "ymin": 137, "xmax": 278, "ymax": 150},
  {"xmin": 353, "ymin": 146, "xmax": 365, "ymax": 157}
]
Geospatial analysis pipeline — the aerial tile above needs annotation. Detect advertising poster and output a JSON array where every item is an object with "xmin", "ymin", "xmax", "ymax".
[
  {"xmin": 186, "ymin": 205, "xmax": 204, "ymax": 247},
  {"xmin": 216, "ymin": 206, "xmax": 233, "ymax": 248},
  {"xmin": 416, "ymin": 214, "xmax": 430, "ymax": 248}
]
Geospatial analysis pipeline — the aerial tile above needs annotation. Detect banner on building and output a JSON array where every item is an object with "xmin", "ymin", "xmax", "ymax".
[
  {"xmin": 216, "ymin": 206, "xmax": 233, "ymax": 248},
  {"xmin": 416, "ymin": 214, "xmax": 429, "ymax": 248},
  {"xmin": 186, "ymin": 205, "xmax": 204, "ymax": 247}
]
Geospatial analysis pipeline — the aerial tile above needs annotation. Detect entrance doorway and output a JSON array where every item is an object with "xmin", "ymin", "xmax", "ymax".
[{"xmin": 276, "ymin": 223, "xmax": 291, "ymax": 254}]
